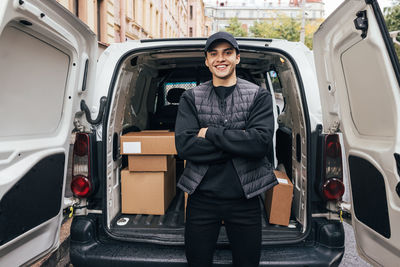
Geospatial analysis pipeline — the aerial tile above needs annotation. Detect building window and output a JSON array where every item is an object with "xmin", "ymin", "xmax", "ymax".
[
  {"xmin": 189, "ymin": 27, "xmax": 193, "ymax": 37},
  {"xmin": 150, "ymin": 4, "xmax": 153, "ymax": 36},
  {"xmin": 97, "ymin": 0, "xmax": 107, "ymax": 43},
  {"xmin": 74, "ymin": 0, "xmax": 79, "ymax": 16},
  {"xmin": 190, "ymin": 5, "xmax": 193, "ymax": 20},
  {"xmin": 156, "ymin": 11, "xmax": 159, "ymax": 38},
  {"xmin": 127, "ymin": 0, "xmax": 134, "ymax": 20},
  {"xmin": 97, "ymin": 0, "xmax": 101, "ymax": 39},
  {"xmin": 133, "ymin": 0, "xmax": 136, "ymax": 19}
]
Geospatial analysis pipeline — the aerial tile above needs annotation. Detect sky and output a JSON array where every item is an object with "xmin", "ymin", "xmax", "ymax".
[{"xmin": 325, "ymin": 0, "xmax": 394, "ymax": 17}]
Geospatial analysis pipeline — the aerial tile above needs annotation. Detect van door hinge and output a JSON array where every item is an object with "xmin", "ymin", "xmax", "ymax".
[
  {"xmin": 73, "ymin": 118, "xmax": 84, "ymax": 132},
  {"xmin": 329, "ymin": 120, "xmax": 340, "ymax": 134},
  {"xmin": 354, "ymin": 10, "xmax": 368, "ymax": 39},
  {"xmin": 338, "ymin": 201, "xmax": 352, "ymax": 224}
]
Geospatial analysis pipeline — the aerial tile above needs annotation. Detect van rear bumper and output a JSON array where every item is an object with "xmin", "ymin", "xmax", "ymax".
[{"xmin": 70, "ymin": 215, "xmax": 344, "ymax": 267}]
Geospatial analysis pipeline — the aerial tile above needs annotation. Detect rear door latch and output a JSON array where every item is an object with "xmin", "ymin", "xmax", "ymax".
[{"xmin": 354, "ymin": 10, "xmax": 368, "ymax": 39}]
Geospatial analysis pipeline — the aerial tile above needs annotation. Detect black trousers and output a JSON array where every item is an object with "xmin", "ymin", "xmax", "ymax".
[{"xmin": 185, "ymin": 192, "xmax": 261, "ymax": 267}]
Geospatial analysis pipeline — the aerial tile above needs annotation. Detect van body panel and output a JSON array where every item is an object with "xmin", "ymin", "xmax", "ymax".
[
  {"xmin": 314, "ymin": 0, "xmax": 400, "ymax": 265},
  {"xmin": 4, "ymin": 0, "xmax": 397, "ymax": 264},
  {"xmin": 0, "ymin": 0, "xmax": 97, "ymax": 265}
]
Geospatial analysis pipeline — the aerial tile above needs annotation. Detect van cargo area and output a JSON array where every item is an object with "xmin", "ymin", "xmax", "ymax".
[{"xmin": 103, "ymin": 46, "xmax": 309, "ymax": 245}]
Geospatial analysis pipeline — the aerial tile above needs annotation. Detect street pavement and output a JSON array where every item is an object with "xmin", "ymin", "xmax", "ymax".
[{"xmin": 341, "ymin": 223, "xmax": 371, "ymax": 267}]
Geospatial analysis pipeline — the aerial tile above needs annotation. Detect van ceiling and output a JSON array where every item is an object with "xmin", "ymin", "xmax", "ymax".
[{"xmin": 136, "ymin": 49, "xmax": 286, "ymax": 73}]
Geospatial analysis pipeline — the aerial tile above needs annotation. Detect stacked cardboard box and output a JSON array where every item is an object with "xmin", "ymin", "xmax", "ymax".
[
  {"xmin": 120, "ymin": 131, "xmax": 177, "ymax": 215},
  {"xmin": 265, "ymin": 170, "xmax": 294, "ymax": 226}
]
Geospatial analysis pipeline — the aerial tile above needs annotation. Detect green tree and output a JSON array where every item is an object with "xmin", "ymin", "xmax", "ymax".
[
  {"xmin": 384, "ymin": 0, "xmax": 400, "ymax": 61},
  {"xmin": 250, "ymin": 15, "xmax": 300, "ymax": 41},
  {"xmin": 384, "ymin": 0, "xmax": 400, "ymax": 33},
  {"xmin": 304, "ymin": 19, "xmax": 324, "ymax": 49},
  {"xmin": 225, "ymin": 17, "xmax": 248, "ymax": 37},
  {"xmin": 249, "ymin": 15, "xmax": 322, "ymax": 49}
]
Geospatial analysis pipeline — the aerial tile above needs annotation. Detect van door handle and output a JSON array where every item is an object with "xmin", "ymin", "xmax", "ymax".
[{"xmin": 80, "ymin": 96, "xmax": 107, "ymax": 125}]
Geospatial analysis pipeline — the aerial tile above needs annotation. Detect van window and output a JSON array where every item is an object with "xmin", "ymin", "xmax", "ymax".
[
  {"xmin": 163, "ymin": 82, "xmax": 196, "ymax": 105},
  {"xmin": 268, "ymin": 70, "xmax": 282, "ymax": 93}
]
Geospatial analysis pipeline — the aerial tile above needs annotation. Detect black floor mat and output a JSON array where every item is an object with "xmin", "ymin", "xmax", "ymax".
[{"xmin": 110, "ymin": 190, "xmax": 301, "ymax": 244}]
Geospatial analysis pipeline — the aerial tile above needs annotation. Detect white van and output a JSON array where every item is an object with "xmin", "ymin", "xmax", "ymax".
[{"xmin": 0, "ymin": 0, "xmax": 399, "ymax": 266}]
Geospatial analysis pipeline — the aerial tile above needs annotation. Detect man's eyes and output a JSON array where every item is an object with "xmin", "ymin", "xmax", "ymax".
[{"xmin": 209, "ymin": 51, "xmax": 232, "ymax": 57}]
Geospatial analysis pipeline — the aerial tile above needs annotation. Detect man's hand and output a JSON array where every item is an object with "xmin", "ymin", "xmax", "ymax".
[{"xmin": 197, "ymin": 128, "xmax": 208, "ymax": 138}]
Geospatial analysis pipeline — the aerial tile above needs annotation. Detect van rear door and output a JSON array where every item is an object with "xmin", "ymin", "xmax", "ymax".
[
  {"xmin": 0, "ymin": 0, "xmax": 96, "ymax": 265},
  {"xmin": 314, "ymin": 0, "xmax": 400, "ymax": 265}
]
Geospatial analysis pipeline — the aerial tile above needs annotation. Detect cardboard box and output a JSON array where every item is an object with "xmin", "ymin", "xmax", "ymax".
[
  {"xmin": 128, "ymin": 155, "xmax": 173, "ymax": 171},
  {"xmin": 141, "ymin": 130, "xmax": 170, "ymax": 132},
  {"xmin": 265, "ymin": 170, "xmax": 293, "ymax": 226},
  {"xmin": 121, "ymin": 131, "xmax": 177, "ymax": 155},
  {"xmin": 121, "ymin": 159, "xmax": 176, "ymax": 215}
]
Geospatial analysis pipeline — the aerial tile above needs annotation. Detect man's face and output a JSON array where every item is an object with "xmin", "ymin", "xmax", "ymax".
[{"xmin": 205, "ymin": 41, "xmax": 240, "ymax": 82}]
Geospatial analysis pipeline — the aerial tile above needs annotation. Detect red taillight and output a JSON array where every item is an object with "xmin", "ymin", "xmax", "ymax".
[
  {"xmin": 322, "ymin": 134, "xmax": 344, "ymax": 200},
  {"xmin": 71, "ymin": 175, "xmax": 92, "ymax": 197},
  {"xmin": 326, "ymin": 137, "xmax": 341, "ymax": 158},
  {"xmin": 72, "ymin": 133, "xmax": 91, "ymax": 198},
  {"xmin": 74, "ymin": 133, "xmax": 89, "ymax": 156},
  {"xmin": 323, "ymin": 178, "xmax": 345, "ymax": 200}
]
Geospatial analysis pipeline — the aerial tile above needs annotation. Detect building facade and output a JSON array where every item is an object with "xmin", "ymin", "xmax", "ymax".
[
  {"xmin": 204, "ymin": 0, "xmax": 324, "ymax": 32},
  {"xmin": 188, "ymin": 0, "xmax": 212, "ymax": 37},
  {"xmin": 56, "ymin": 0, "xmax": 201, "ymax": 46}
]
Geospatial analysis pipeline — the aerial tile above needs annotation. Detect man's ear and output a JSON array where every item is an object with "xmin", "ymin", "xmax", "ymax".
[
  {"xmin": 236, "ymin": 54, "xmax": 240, "ymax": 64},
  {"xmin": 205, "ymin": 57, "xmax": 209, "ymax": 67}
]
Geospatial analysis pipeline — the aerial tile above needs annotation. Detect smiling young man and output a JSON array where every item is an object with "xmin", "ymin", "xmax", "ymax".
[{"xmin": 175, "ymin": 32, "xmax": 277, "ymax": 267}]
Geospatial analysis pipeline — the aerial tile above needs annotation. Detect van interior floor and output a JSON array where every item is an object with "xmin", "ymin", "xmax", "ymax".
[{"xmin": 110, "ymin": 190, "xmax": 302, "ymax": 244}]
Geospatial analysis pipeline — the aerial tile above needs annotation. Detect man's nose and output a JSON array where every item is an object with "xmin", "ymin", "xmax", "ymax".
[{"xmin": 216, "ymin": 53, "xmax": 225, "ymax": 61}]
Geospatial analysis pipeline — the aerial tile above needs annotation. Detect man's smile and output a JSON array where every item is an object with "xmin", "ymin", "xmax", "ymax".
[{"xmin": 215, "ymin": 64, "xmax": 228, "ymax": 70}]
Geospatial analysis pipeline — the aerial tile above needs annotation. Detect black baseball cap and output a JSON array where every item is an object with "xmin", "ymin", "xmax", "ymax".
[{"xmin": 204, "ymin": 31, "xmax": 240, "ymax": 54}]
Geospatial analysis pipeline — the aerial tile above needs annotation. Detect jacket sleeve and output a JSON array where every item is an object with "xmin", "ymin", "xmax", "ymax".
[
  {"xmin": 205, "ymin": 88, "xmax": 275, "ymax": 159},
  {"xmin": 175, "ymin": 90, "xmax": 232, "ymax": 163}
]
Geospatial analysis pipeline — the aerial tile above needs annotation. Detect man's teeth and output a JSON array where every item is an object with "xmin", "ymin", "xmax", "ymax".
[{"xmin": 216, "ymin": 65, "xmax": 226, "ymax": 69}]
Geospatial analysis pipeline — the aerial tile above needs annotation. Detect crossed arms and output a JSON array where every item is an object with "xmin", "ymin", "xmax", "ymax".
[{"xmin": 174, "ymin": 89, "xmax": 275, "ymax": 164}]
